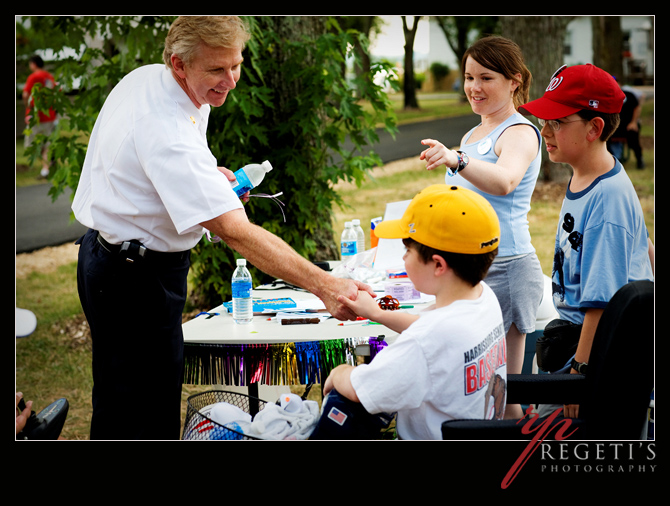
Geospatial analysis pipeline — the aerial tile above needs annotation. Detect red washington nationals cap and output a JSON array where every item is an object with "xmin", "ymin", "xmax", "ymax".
[{"xmin": 519, "ymin": 64, "xmax": 625, "ymax": 120}]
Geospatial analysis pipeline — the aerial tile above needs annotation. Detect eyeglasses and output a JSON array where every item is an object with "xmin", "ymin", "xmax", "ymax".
[{"xmin": 538, "ymin": 118, "xmax": 588, "ymax": 132}]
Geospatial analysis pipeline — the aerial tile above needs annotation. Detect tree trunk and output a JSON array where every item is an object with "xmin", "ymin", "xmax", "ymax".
[
  {"xmin": 402, "ymin": 16, "xmax": 420, "ymax": 110},
  {"xmin": 592, "ymin": 16, "xmax": 624, "ymax": 78},
  {"xmin": 500, "ymin": 16, "xmax": 574, "ymax": 181},
  {"xmin": 263, "ymin": 16, "xmax": 327, "ymax": 124},
  {"xmin": 344, "ymin": 16, "xmax": 374, "ymax": 98},
  {"xmin": 259, "ymin": 17, "xmax": 340, "ymax": 261}
]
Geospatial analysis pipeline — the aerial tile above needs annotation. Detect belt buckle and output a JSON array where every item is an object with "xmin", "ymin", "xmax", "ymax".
[{"xmin": 120, "ymin": 241, "xmax": 146, "ymax": 263}]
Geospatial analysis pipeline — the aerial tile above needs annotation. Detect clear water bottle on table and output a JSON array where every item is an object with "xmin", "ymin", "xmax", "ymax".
[
  {"xmin": 340, "ymin": 221, "xmax": 358, "ymax": 260},
  {"xmin": 232, "ymin": 258, "xmax": 253, "ymax": 324},
  {"xmin": 352, "ymin": 218, "xmax": 365, "ymax": 254}
]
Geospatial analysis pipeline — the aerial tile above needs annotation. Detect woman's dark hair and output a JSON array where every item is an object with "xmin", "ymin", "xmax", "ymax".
[{"xmin": 402, "ymin": 238, "xmax": 497, "ymax": 287}]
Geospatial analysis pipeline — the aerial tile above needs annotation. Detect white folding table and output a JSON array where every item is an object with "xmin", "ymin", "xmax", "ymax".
[{"xmin": 181, "ymin": 287, "xmax": 426, "ymax": 398}]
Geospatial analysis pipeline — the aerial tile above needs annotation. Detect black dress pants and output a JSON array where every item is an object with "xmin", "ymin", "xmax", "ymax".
[{"xmin": 76, "ymin": 229, "xmax": 190, "ymax": 440}]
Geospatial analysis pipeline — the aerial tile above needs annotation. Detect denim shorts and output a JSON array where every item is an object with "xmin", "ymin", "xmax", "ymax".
[{"xmin": 485, "ymin": 252, "xmax": 544, "ymax": 335}]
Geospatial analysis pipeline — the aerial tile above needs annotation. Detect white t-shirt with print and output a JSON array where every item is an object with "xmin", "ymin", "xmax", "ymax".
[{"xmin": 351, "ymin": 282, "xmax": 507, "ymax": 440}]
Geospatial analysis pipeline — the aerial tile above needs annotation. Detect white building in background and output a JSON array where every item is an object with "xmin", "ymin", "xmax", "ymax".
[
  {"xmin": 370, "ymin": 16, "xmax": 654, "ymax": 84},
  {"xmin": 563, "ymin": 16, "xmax": 653, "ymax": 83}
]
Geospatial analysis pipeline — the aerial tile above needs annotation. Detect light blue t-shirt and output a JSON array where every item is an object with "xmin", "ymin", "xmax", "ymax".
[
  {"xmin": 552, "ymin": 159, "xmax": 653, "ymax": 324},
  {"xmin": 447, "ymin": 112, "xmax": 541, "ymax": 257}
]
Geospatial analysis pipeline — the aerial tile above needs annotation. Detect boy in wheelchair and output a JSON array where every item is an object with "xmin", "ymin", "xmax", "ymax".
[{"xmin": 318, "ymin": 185, "xmax": 507, "ymax": 440}]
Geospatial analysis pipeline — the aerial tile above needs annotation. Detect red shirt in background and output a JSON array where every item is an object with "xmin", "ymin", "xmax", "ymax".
[{"xmin": 24, "ymin": 69, "xmax": 57, "ymax": 123}]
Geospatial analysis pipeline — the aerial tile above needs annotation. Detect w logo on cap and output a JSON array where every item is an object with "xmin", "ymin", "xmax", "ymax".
[
  {"xmin": 546, "ymin": 76, "xmax": 563, "ymax": 92},
  {"xmin": 546, "ymin": 64, "xmax": 567, "ymax": 92}
]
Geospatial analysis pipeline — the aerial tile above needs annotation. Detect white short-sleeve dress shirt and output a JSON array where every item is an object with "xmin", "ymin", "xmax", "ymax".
[{"xmin": 72, "ymin": 64, "xmax": 243, "ymax": 252}]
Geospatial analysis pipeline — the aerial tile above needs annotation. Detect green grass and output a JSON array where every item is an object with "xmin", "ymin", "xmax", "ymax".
[
  {"xmin": 15, "ymin": 94, "xmax": 654, "ymax": 440},
  {"xmin": 16, "ymin": 142, "xmax": 47, "ymax": 187},
  {"xmin": 15, "ymin": 263, "xmax": 93, "ymax": 439}
]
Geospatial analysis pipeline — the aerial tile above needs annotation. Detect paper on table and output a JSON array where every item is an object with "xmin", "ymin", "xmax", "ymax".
[
  {"xmin": 295, "ymin": 299, "xmax": 326, "ymax": 311},
  {"xmin": 372, "ymin": 199, "xmax": 411, "ymax": 272}
]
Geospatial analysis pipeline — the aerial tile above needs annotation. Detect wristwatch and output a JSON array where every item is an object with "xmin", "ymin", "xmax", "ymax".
[
  {"xmin": 446, "ymin": 150, "xmax": 470, "ymax": 177},
  {"xmin": 571, "ymin": 359, "xmax": 588, "ymax": 374}
]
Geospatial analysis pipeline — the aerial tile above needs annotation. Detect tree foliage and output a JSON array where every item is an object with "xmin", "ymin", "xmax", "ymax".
[
  {"xmin": 16, "ymin": 16, "xmax": 399, "ymax": 307},
  {"xmin": 17, "ymin": 16, "xmax": 176, "ymax": 200}
]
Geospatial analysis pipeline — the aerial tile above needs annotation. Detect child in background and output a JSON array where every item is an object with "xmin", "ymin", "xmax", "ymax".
[
  {"xmin": 324, "ymin": 184, "xmax": 507, "ymax": 439},
  {"xmin": 519, "ymin": 64, "xmax": 654, "ymax": 418}
]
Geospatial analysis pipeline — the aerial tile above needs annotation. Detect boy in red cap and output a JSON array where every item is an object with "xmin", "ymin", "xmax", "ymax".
[
  {"xmin": 519, "ymin": 64, "xmax": 654, "ymax": 418},
  {"xmin": 323, "ymin": 184, "xmax": 507, "ymax": 439}
]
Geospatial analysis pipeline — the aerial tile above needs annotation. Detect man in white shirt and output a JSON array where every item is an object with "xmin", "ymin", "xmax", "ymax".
[{"xmin": 73, "ymin": 16, "xmax": 371, "ymax": 439}]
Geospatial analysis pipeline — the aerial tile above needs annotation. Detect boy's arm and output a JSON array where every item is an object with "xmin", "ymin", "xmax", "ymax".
[
  {"xmin": 373, "ymin": 310, "xmax": 420, "ymax": 334},
  {"xmin": 323, "ymin": 364, "xmax": 359, "ymax": 402},
  {"xmin": 564, "ymin": 308, "xmax": 603, "ymax": 418},
  {"xmin": 337, "ymin": 291, "xmax": 420, "ymax": 334},
  {"xmin": 572, "ymin": 308, "xmax": 604, "ymax": 373}
]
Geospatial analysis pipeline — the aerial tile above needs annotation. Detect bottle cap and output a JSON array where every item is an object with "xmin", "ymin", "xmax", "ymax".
[
  {"xmin": 352, "ymin": 219, "xmax": 360, "ymax": 226},
  {"xmin": 261, "ymin": 160, "xmax": 273, "ymax": 172},
  {"xmin": 236, "ymin": 258, "xmax": 247, "ymax": 266}
]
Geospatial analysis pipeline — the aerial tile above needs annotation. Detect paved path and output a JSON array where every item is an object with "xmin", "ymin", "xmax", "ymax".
[
  {"xmin": 15, "ymin": 115, "xmax": 479, "ymax": 253},
  {"xmin": 15, "ymin": 185, "xmax": 87, "ymax": 253}
]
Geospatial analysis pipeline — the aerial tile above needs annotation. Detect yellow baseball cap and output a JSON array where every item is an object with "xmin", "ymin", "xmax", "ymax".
[{"xmin": 374, "ymin": 185, "xmax": 500, "ymax": 254}]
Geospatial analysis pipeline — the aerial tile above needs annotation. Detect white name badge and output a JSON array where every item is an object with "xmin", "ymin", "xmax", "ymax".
[{"xmin": 478, "ymin": 137, "xmax": 492, "ymax": 155}]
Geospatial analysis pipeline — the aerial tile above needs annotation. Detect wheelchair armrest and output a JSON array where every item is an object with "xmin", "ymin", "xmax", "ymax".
[
  {"xmin": 507, "ymin": 373, "xmax": 585, "ymax": 405},
  {"xmin": 441, "ymin": 416, "xmax": 585, "ymax": 440},
  {"xmin": 441, "ymin": 375, "xmax": 586, "ymax": 440}
]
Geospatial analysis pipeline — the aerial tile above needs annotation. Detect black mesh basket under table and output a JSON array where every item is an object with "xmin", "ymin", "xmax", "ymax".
[{"xmin": 182, "ymin": 390, "xmax": 269, "ymax": 440}]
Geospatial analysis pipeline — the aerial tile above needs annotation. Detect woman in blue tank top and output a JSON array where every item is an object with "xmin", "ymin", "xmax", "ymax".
[{"xmin": 419, "ymin": 36, "xmax": 544, "ymax": 419}]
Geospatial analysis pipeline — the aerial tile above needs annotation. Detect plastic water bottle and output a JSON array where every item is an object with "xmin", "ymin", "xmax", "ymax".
[
  {"xmin": 231, "ymin": 160, "xmax": 273, "ymax": 197},
  {"xmin": 352, "ymin": 219, "xmax": 365, "ymax": 254},
  {"xmin": 231, "ymin": 258, "xmax": 253, "ymax": 324},
  {"xmin": 340, "ymin": 222, "xmax": 358, "ymax": 260}
]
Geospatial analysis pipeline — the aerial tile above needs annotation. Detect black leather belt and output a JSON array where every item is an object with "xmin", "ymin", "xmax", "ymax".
[{"xmin": 95, "ymin": 232, "xmax": 189, "ymax": 264}]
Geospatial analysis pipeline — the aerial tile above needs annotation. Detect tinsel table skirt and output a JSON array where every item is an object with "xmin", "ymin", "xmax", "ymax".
[{"xmin": 183, "ymin": 337, "xmax": 388, "ymax": 386}]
